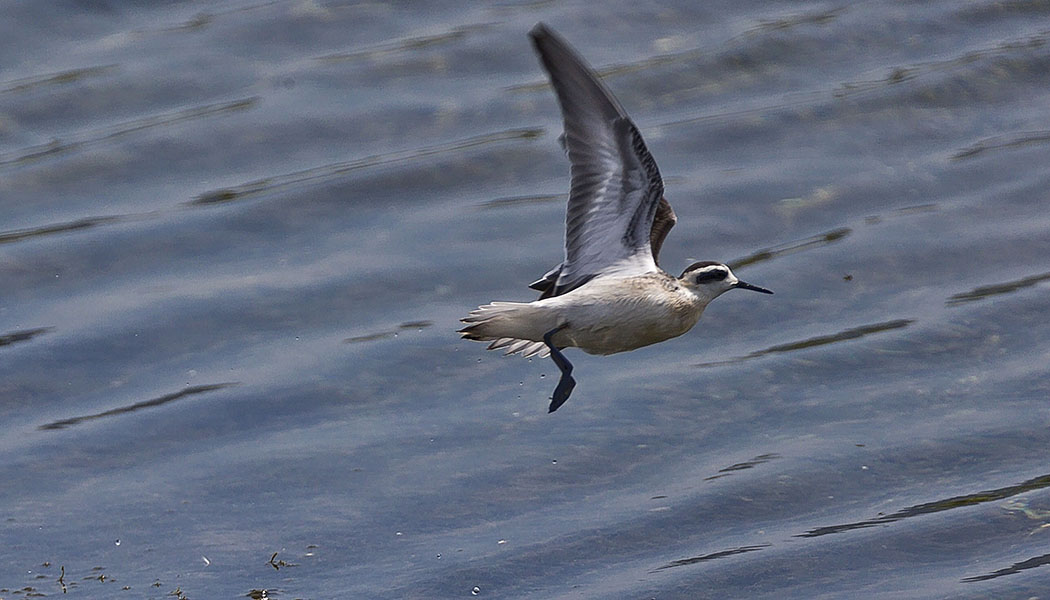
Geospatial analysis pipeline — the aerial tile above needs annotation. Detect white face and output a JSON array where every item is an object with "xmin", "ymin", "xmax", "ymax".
[
  {"xmin": 682, "ymin": 263, "xmax": 773, "ymax": 299},
  {"xmin": 684, "ymin": 263, "xmax": 738, "ymax": 298}
]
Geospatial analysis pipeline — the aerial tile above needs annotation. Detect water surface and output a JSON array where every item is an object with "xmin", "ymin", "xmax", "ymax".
[{"xmin": 3, "ymin": 1, "xmax": 1050, "ymax": 598}]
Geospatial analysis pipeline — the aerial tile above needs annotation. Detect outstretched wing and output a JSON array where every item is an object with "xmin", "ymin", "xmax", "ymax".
[{"xmin": 528, "ymin": 23, "xmax": 667, "ymax": 299}]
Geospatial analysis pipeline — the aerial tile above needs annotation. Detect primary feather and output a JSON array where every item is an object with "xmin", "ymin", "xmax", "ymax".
[{"xmin": 528, "ymin": 23, "xmax": 670, "ymax": 299}]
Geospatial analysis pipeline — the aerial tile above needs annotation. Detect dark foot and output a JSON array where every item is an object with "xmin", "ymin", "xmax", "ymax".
[
  {"xmin": 543, "ymin": 324, "xmax": 575, "ymax": 413},
  {"xmin": 548, "ymin": 372, "xmax": 575, "ymax": 413}
]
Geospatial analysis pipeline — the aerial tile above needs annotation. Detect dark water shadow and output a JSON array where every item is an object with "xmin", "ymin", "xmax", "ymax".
[
  {"xmin": 705, "ymin": 453, "xmax": 781, "ymax": 481},
  {"xmin": 727, "ymin": 227, "xmax": 850, "ymax": 270},
  {"xmin": 946, "ymin": 271, "xmax": 1050, "ymax": 306},
  {"xmin": 38, "ymin": 383, "xmax": 238, "ymax": 431},
  {"xmin": 190, "ymin": 127, "xmax": 543, "ymax": 206},
  {"xmin": 798, "ymin": 472, "xmax": 1050, "ymax": 538},
  {"xmin": 344, "ymin": 320, "xmax": 433, "ymax": 344},
  {"xmin": 695, "ymin": 319, "xmax": 914, "ymax": 368},
  {"xmin": 0, "ymin": 98, "xmax": 257, "ymax": 169},
  {"xmin": 963, "ymin": 552, "xmax": 1050, "ymax": 582},
  {"xmin": 0, "ymin": 327, "xmax": 53, "ymax": 347},
  {"xmin": 654, "ymin": 544, "xmax": 770, "ymax": 571}
]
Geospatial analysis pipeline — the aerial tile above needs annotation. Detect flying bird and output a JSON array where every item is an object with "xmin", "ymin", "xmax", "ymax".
[{"xmin": 460, "ymin": 23, "xmax": 772, "ymax": 412}]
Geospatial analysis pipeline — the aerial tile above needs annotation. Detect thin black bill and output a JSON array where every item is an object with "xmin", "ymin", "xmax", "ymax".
[{"xmin": 735, "ymin": 281, "xmax": 773, "ymax": 294}]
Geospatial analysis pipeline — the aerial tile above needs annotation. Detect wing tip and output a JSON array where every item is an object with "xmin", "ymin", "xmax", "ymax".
[{"xmin": 529, "ymin": 22, "xmax": 551, "ymax": 41}]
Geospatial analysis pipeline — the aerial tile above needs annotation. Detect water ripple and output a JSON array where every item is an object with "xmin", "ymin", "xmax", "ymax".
[
  {"xmin": 798, "ymin": 472, "xmax": 1050, "ymax": 538},
  {"xmin": 0, "ymin": 64, "xmax": 118, "ymax": 95},
  {"xmin": 947, "ymin": 270, "xmax": 1050, "ymax": 306},
  {"xmin": 345, "ymin": 320, "xmax": 433, "ymax": 344},
  {"xmin": 963, "ymin": 552, "xmax": 1050, "ymax": 582},
  {"xmin": 0, "ymin": 97, "xmax": 258, "ymax": 169},
  {"xmin": 0, "ymin": 215, "xmax": 124, "ymax": 245},
  {"xmin": 952, "ymin": 130, "xmax": 1050, "ymax": 160},
  {"xmin": 704, "ymin": 453, "xmax": 781, "ymax": 481},
  {"xmin": 727, "ymin": 227, "xmax": 850, "ymax": 270},
  {"xmin": 38, "ymin": 383, "xmax": 239, "ymax": 431},
  {"xmin": 190, "ymin": 127, "xmax": 543, "ymax": 206},
  {"xmin": 317, "ymin": 23, "xmax": 495, "ymax": 63},
  {"xmin": 696, "ymin": 319, "xmax": 914, "ymax": 368},
  {"xmin": 0, "ymin": 327, "xmax": 53, "ymax": 348},
  {"xmin": 655, "ymin": 544, "xmax": 770, "ymax": 571}
]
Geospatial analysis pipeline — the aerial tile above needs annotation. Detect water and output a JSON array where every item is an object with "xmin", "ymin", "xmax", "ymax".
[{"xmin": 2, "ymin": 1, "xmax": 1050, "ymax": 598}]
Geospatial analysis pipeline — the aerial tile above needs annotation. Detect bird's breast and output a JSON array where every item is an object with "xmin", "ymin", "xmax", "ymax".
[{"xmin": 553, "ymin": 276, "xmax": 705, "ymax": 355}]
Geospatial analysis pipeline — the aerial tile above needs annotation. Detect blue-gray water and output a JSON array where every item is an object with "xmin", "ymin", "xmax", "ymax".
[{"xmin": 3, "ymin": 1, "xmax": 1050, "ymax": 598}]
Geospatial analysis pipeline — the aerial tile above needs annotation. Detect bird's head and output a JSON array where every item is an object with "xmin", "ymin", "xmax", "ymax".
[{"xmin": 679, "ymin": 261, "xmax": 773, "ymax": 301}]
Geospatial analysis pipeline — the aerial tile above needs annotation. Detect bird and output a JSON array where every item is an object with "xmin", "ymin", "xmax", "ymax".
[{"xmin": 459, "ymin": 23, "xmax": 772, "ymax": 413}]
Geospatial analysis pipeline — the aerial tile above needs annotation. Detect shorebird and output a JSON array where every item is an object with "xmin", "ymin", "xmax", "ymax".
[{"xmin": 460, "ymin": 23, "xmax": 772, "ymax": 412}]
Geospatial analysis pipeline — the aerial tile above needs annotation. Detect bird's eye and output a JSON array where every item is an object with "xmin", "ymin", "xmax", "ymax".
[{"xmin": 695, "ymin": 269, "xmax": 728, "ymax": 284}]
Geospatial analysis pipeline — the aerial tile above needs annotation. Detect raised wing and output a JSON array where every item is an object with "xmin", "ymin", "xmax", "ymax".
[{"xmin": 529, "ymin": 23, "xmax": 666, "ymax": 298}]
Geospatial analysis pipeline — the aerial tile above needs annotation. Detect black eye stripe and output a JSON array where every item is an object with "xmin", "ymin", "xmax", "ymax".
[{"xmin": 695, "ymin": 269, "xmax": 728, "ymax": 283}]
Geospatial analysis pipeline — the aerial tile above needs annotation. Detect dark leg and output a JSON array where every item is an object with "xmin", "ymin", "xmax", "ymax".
[{"xmin": 543, "ymin": 324, "xmax": 575, "ymax": 413}]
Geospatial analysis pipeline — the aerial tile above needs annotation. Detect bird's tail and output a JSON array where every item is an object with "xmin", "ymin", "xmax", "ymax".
[{"xmin": 458, "ymin": 302, "xmax": 552, "ymax": 358}]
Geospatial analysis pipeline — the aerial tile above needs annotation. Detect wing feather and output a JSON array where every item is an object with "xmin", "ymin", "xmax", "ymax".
[
  {"xmin": 529, "ymin": 195, "xmax": 677, "ymax": 298},
  {"xmin": 529, "ymin": 24, "xmax": 668, "ymax": 299}
]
